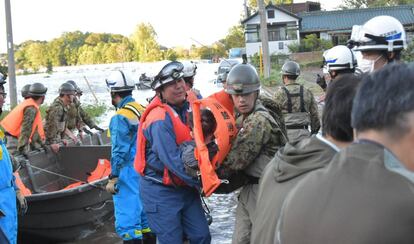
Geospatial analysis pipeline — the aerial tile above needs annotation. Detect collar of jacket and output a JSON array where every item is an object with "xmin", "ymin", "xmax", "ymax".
[{"xmin": 116, "ymin": 95, "xmax": 134, "ymax": 109}]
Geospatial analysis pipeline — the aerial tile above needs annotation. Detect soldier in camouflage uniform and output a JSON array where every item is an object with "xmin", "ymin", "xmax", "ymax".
[
  {"xmin": 273, "ymin": 61, "xmax": 320, "ymax": 142},
  {"xmin": 65, "ymin": 80, "xmax": 103, "ymax": 134},
  {"xmin": 220, "ymin": 63, "xmax": 287, "ymax": 244},
  {"xmin": 44, "ymin": 82, "xmax": 77, "ymax": 153},
  {"xmin": 1, "ymin": 83, "xmax": 47, "ymax": 156}
]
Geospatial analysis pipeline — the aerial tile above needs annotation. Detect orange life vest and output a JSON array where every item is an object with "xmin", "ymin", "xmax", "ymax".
[
  {"xmin": 1, "ymin": 98, "xmax": 45, "ymax": 141},
  {"xmin": 186, "ymin": 90, "xmax": 199, "ymax": 104},
  {"xmin": 208, "ymin": 89, "xmax": 234, "ymax": 116},
  {"xmin": 135, "ymin": 96, "xmax": 192, "ymax": 186},
  {"xmin": 14, "ymin": 172, "xmax": 32, "ymax": 196},
  {"xmin": 192, "ymin": 97, "xmax": 237, "ymax": 196},
  {"xmin": 63, "ymin": 159, "xmax": 111, "ymax": 190}
]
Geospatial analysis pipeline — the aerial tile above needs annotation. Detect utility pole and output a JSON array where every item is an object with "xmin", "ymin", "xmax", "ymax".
[
  {"xmin": 258, "ymin": 0, "xmax": 271, "ymax": 78},
  {"xmin": 5, "ymin": 0, "xmax": 17, "ymax": 107}
]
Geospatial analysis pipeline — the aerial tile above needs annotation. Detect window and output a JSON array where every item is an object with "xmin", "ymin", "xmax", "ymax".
[
  {"xmin": 267, "ymin": 10, "xmax": 275, "ymax": 19},
  {"xmin": 279, "ymin": 42, "xmax": 284, "ymax": 50},
  {"xmin": 245, "ymin": 24, "xmax": 260, "ymax": 43},
  {"xmin": 286, "ymin": 23, "xmax": 298, "ymax": 40},
  {"xmin": 268, "ymin": 25, "xmax": 286, "ymax": 41}
]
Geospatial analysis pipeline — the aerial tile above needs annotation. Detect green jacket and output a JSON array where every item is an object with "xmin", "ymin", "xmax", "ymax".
[
  {"xmin": 277, "ymin": 141, "xmax": 414, "ymax": 244},
  {"xmin": 222, "ymin": 100, "xmax": 286, "ymax": 178},
  {"xmin": 251, "ymin": 135, "xmax": 338, "ymax": 244},
  {"xmin": 45, "ymin": 97, "xmax": 67, "ymax": 144}
]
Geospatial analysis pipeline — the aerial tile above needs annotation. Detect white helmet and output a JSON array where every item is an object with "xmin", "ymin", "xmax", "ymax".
[
  {"xmin": 323, "ymin": 45, "xmax": 357, "ymax": 71},
  {"xmin": 351, "ymin": 15, "xmax": 406, "ymax": 52},
  {"xmin": 182, "ymin": 61, "xmax": 197, "ymax": 78},
  {"xmin": 151, "ymin": 61, "xmax": 184, "ymax": 90},
  {"xmin": 105, "ymin": 70, "xmax": 135, "ymax": 92}
]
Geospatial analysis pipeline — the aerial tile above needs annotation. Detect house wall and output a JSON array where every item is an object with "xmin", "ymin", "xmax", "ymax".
[
  {"xmin": 246, "ymin": 39, "xmax": 297, "ymax": 57},
  {"xmin": 245, "ymin": 10, "xmax": 299, "ymax": 25}
]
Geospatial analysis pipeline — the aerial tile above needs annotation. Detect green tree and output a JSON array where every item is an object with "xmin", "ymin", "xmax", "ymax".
[
  {"xmin": 221, "ymin": 25, "xmax": 245, "ymax": 50},
  {"xmin": 130, "ymin": 23, "xmax": 162, "ymax": 62},
  {"xmin": 248, "ymin": 0, "xmax": 293, "ymax": 11},
  {"xmin": 340, "ymin": 0, "xmax": 414, "ymax": 9}
]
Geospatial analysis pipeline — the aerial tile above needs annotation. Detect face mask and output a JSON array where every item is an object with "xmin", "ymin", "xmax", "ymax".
[{"xmin": 359, "ymin": 55, "xmax": 383, "ymax": 73}]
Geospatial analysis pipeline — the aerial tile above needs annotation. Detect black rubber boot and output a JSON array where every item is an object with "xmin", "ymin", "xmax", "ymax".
[
  {"xmin": 123, "ymin": 239, "xmax": 144, "ymax": 244},
  {"xmin": 143, "ymin": 232, "xmax": 157, "ymax": 244}
]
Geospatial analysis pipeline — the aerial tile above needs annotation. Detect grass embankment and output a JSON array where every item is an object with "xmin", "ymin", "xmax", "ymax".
[{"xmin": 0, "ymin": 103, "xmax": 107, "ymax": 122}]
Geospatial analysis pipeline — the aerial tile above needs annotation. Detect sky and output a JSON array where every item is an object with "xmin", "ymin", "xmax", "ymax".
[{"xmin": 0, "ymin": 0, "xmax": 342, "ymax": 54}]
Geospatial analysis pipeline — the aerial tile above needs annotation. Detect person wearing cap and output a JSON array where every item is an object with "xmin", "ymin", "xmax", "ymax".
[
  {"xmin": 218, "ymin": 63, "xmax": 286, "ymax": 244},
  {"xmin": 44, "ymin": 82, "xmax": 77, "ymax": 153},
  {"xmin": 0, "ymin": 75, "xmax": 27, "ymax": 244},
  {"xmin": 104, "ymin": 70, "xmax": 152, "ymax": 244},
  {"xmin": 322, "ymin": 45, "xmax": 358, "ymax": 83},
  {"xmin": 135, "ymin": 61, "xmax": 211, "ymax": 244},
  {"xmin": 65, "ymin": 80, "xmax": 104, "ymax": 135},
  {"xmin": 20, "ymin": 84, "xmax": 31, "ymax": 100},
  {"xmin": 182, "ymin": 61, "xmax": 202, "ymax": 103},
  {"xmin": 273, "ymin": 61, "xmax": 320, "ymax": 142},
  {"xmin": 1, "ymin": 83, "xmax": 47, "ymax": 156},
  {"xmin": 349, "ymin": 15, "xmax": 406, "ymax": 73}
]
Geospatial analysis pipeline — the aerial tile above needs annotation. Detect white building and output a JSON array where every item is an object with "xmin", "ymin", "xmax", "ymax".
[{"xmin": 242, "ymin": 4, "xmax": 301, "ymax": 58}]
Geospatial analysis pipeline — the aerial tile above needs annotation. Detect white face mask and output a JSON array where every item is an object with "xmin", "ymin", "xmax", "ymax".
[{"xmin": 359, "ymin": 55, "xmax": 383, "ymax": 73}]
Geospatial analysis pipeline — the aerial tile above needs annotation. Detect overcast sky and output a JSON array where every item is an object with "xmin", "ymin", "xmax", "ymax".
[{"xmin": 0, "ymin": 0, "xmax": 342, "ymax": 53}]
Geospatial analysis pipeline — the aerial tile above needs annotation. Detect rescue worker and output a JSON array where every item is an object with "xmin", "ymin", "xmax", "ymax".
[
  {"xmin": 182, "ymin": 61, "xmax": 202, "ymax": 103},
  {"xmin": 104, "ymin": 70, "xmax": 152, "ymax": 244},
  {"xmin": 135, "ymin": 61, "xmax": 211, "ymax": 244},
  {"xmin": 21, "ymin": 84, "xmax": 31, "ymax": 99},
  {"xmin": 251, "ymin": 74, "xmax": 360, "ymax": 244},
  {"xmin": 44, "ymin": 82, "xmax": 77, "ymax": 153},
  {"xmin": 349, "ymin": 15, "xmax": 406, "ymax": 73},
  {"xmin": 1, "ymin": 83, "xmax": 47, "ymax": 156},
  {"xmin": 322, "ymin": 45, "xmax": 358, "ymax": 83},
  {"xmin": 65, "ymin": 80, "xmax": 104, "ymax": 134},
  {"xmin": 0, "ymin": 77, "xmax": 27, "ymax": 244},
  {"xmin": 276, "ymin": 63, "xmax": 414, "ymax": 244},
  {"xmin": 273, "ymin": 61, "xmax": 320, "ymax": 142},
  {"xmin": 220, "ymin": 63, "xmax": 287, "ymax": 244}
]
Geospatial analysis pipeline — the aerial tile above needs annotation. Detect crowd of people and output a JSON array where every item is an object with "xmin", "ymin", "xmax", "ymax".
[{"xmin": 1, "ymin": 14, "xmax": 414, "ymax": 244}]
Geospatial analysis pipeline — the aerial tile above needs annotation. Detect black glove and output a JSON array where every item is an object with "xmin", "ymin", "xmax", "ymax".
[
  {"xmin": 93, "ymin": 126, "xmax": 105, "ymax": 132},
  {"xmin": 83, "ymin": 127, "xmax": 93, "ymax": 135},
  {"xmin": 181, "ymin": 144, "xmax": 200, "ymax": 178}
]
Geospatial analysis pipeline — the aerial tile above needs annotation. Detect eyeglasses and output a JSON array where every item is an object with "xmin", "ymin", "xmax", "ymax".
[
  {"xmin": 157, "ymin": 61, "xmax": 184, "ymax": 82},
  {"xmin": 0, "ymin": 92, "xmax": 7, "ymax": 98}
]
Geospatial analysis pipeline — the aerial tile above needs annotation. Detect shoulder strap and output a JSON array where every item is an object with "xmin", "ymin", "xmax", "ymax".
[
  {"xmin": 299, "ymin": 85, "xmax": 306, "ymax": 113},
  {"xmin": 282, "ymin": 87, "xmax": 293, "ymax": 113}
]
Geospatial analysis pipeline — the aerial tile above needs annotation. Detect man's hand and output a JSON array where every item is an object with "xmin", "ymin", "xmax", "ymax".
[
  {"xmin": 15, "ymin": 190, "xmax": 28, "ymax": 215},
  {"xmin": 50, "ymin": 143, "xmax": 60, "ymax": 153},
  {"xmin": 105, "ymin": 177, "xmax": 118, "ymax": 195}
]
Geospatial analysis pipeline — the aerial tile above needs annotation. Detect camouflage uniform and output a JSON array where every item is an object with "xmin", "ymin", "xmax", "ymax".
[
  {"xmin": 6, "ymin": 106, "xmax": 44, "ymax": 155},
  {"xmin": 273, "ymin": 83, "xmax": 320, "ymax": 142},
  {"xmin": 222, "ymin": 100, "xmax": 287, "ymax": 244},
  {"xmin": 45, "ymin": 97, "xmax": 68, "ymax": 144},
  {"xmin": 66, "ymin": 98, "xmax": 96, "ymax": 131}
]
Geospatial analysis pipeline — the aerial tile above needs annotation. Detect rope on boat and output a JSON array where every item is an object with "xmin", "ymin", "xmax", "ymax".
[{"xmin": 25, "ymin": 164, "xmax": 107, "ymax": 191}]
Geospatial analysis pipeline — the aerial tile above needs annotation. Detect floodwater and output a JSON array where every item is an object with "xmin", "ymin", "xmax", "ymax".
[{"xmin": 12, "ymin": 61, "xmax": 238, "ymax": 243}]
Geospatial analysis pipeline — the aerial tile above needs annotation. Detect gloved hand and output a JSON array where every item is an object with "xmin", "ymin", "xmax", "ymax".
[
  {"xmin": 93, "ymin": 125, "xmax": 105, "ymax": 132},
  {"xmin": 15, "ymin": 190, "xmax": 28, "ymax": 215},
  {"xmin": 82, "ymin": 127, "xmax": 93, "ymax": 135},
  {"xmin": 105, "ymin": 177, "xmax": 118, "ymax": 195}
]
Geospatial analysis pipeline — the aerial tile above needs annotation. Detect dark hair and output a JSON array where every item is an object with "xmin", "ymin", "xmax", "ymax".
[
  {"xmin": 322, "ymin": 74, "xmax": 361, "ymax": 142},
  {"xmin": 189, "ymin": 109, "xmax": 217, "ymax": 137},
  {"xmin": 284, "ymin": 75, "xmax": 298, "ymax": 80},
  {"xmin": 183, "ymin": 76, "xmax": 194, "ymax": 87},
  {"xmin": 31, "ymin": 96, "xmax": 44, "ymax": 101},
  {"xmin": 114, "ymin": 90, "xmax": 132, "ymax": 99},
  {"xmin": 352, "ymin": 63, "xmax": 414, "ymax": 139}
]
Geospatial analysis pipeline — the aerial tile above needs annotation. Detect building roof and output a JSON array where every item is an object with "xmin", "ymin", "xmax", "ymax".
[
  {"xmin": 298, "ymin": 4, "xmax": 414, "ymax": 32},
  {"xmin": 241, "ymin": 3, "xmax": 300, "ymax": 24}
]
